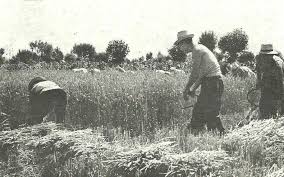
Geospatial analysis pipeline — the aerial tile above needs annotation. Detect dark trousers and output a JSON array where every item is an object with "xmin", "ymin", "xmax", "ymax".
[
  {"xmin": 190, "ymin": 76, "xmax": 225, "ymax": 133},
  {"xmin": 29, "ymin": 89, "xmax": 67, "ymax": 125},
  {"xmin": 259, "ymin": 89, "xmax": 283, "ymax": 119}
]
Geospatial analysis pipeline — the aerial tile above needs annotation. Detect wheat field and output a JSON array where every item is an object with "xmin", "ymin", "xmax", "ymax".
[{"xmin": 1, "ymin": 69, "xmax": 283, "ymax": 177}]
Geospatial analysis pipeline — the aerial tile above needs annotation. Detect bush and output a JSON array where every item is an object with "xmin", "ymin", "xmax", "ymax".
[
  {"xmin": 218, "ymin": 28, "xmax": 249, "ymax": 63},
  {"xmin": 29, "ymin": 40, "xmax": 54, "ymax": 63},
  {"xmin": 0, "ymin": 48, "xmax": 5, "ymax": 65},
  {"xmin": 238, "ymin": 51, "xmax": 255, "ymax": 68},
  {"xmin": 106, "ymin": 40, "xmax": 130, "ymax": 65},
  {"xmin": 52, "ymin": 47, "xmax": 64, "ymax": 62},
  {"xmin": 71, "ymin": 43, "xmax": 96, "ymax": 61},
  {"xmin": 168, "ymin": 46, "xmax": 186, "ymax": 62},
  {"xmin": 146, "ymin": 52, "xmax": 153, "ymax": 60},
  {"xmin": 94, "ymin": 52, "xmax": 108, "ymax": 63},
  {"xmin": 64, "ymin": 53, "xmax": 77, "ymax": 63},
  {"xmin": 199, "ymin": 31, "xmax": 218, "ymax": 52},
  {"xmin": 10, "ymin": 50, "xmax": 38, "ymax": 65}
]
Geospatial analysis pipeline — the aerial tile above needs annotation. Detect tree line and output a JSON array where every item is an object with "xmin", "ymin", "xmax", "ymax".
[{"xmin": 0, "ymin": 28, "xmax": 254, "ymax": 69}]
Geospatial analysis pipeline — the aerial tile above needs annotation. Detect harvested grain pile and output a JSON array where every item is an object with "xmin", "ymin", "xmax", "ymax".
[
  {"xmin": 0, "ymin": 122, "xmax": 235, "ymax": 177},
  {"xmin": 107, "ymin": 144, "xmax": 234, "ymax": 177},
  {"xmin": 223, "ymin": 117, "xmax": 284, "ymax": 166},
  {"xmin": 0, "ymin": 122, "xmax": 114, "ymax": 177},
  {"xmin": 267, "ymin": 167, "xmax": 284, "ymax": 177}
]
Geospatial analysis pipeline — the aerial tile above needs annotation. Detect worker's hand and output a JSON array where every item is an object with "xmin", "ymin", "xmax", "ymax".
[
  {"xmin": 42, "ymin": 116, "xmax": 48, "ymax": 123},
  {"xmin": 188, "ymin": 90, "xmax": 196, "ymax": 97}
]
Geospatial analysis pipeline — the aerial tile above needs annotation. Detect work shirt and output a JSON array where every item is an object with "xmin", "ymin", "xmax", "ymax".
[
  {"xmin": 256, "ymin": 54, "xmax": 284, "ymax": 98},
  {"xmin": 31, "ymin": 81, "xmax": 62, "ymax": 95},
  {"xmin": 186, "ymin": 44, "xmax": 222, "ymax": 90}
]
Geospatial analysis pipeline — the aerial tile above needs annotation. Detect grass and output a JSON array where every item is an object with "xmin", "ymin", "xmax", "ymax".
[{"xmin": 0, "ymin": 69, "xmax": 255, "ymax": 131}]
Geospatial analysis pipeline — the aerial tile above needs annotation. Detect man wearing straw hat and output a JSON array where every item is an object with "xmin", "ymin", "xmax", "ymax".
[
  {"xmin": 255, "ymin": 44, "xmax": 284, "ymax": 119},
  {"xmin": 174, "ymin": 30, "xmax": 225, "ymax": 134}
]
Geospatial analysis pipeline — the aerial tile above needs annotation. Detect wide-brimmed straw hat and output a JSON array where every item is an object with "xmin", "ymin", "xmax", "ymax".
[
  {"xmin": 174, "ymin": 30, "xmax": 194, "ymax": 45},
  {"xmin": 259, "ymin": 44, "xmax": 278, "ymax": 55}
]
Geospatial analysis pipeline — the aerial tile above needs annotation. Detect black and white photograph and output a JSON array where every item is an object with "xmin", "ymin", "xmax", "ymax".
[{"xmin": 0, "ymin": 0, "xmax": 284, "ymax": 176}]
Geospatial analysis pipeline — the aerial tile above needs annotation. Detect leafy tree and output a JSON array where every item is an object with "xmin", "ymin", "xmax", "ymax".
[
  {"xmin": 238, "ymin": 51, "xmax": 255, "ymax": 64},
  {"xmin": 29, "ymin": 40, "xmax": 64, "ymax": 63},
  {"xmin": 64, "ymin": 53, "xmax": 77, "ymax": 63},
  {"xmin": 0, "ymin": 56, "xmax": 4, "ymax": 65},
  {"xmin": 52, "ymin": 47, "xmax": 64, "ymax": 62},
  {"xmin": 214, "ymin": 51, "xmax": 224, "ymax": 62},
  {"xmin": 29, "ymin": 40, "xmax": 54, "ymax": 62},
  {"xmin": 0, "ymin": 48, "xmax": 4, "ymax": 55},
  {"xmin": 0, "ymin": 48, "xmax": 5, "ymax": 65},
  {"xmin": 218, "ymin": 28, "xmax": 248, "ymax": 63},
  {"xmin": 156, "ymin": 51, "xmax": 165, "ymax": 62},
  {"xmin": 106, "ymin": 40, "xmax": 130, "ymax": 64},
  {"xmin": 94, "ymin": 52, "xmax": 108, "ymax": 62},
  {"xmin": 139, "ymin": 56, "xmax": 145, "ymax": 62},
  {"xmin": 71, "ymin": 43, "xmax": 96, "ymax": 61},
  {"xmin": 168, "ymin": 45, "xmax": 186, "ymax": 62},
  {"xmin": 199, "ymin": 31, "xmax": 218, "ymax": 52},
  {"xmin": 238, "ymin": 51, "xmax": 255, "ymax": 69},
  {"xmin": 10, "ymin": 50, "xmax": 38, "ymax": 65},
  {"xmin": 146, "ymin": 52, "xmax": 153, "ymax": 60}
]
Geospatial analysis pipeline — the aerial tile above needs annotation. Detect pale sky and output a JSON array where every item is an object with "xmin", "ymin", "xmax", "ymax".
[{"xmin": 0, "ymin": 0, "xmax": 284, "ymax": 59}]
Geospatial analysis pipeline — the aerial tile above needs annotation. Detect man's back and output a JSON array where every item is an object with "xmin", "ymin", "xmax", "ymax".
[
  {"xmin": 256, "ymin": 54, "xmax": 284, "ymax": 98},
  {"xmin": 31, "ymin": 80, "xmax": 62, "ymax": 95},
  {"xmin": 192, "ymin": 44, "xmax": 222, "ymax": 77}
]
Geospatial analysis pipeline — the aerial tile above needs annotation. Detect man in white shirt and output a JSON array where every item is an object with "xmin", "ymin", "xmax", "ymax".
[{"xmin": 174, "ymin": 30, "xmax": 225, "ymax": 134}]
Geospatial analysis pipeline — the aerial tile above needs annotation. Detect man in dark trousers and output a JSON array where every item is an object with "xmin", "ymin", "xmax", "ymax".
[
  {"xmin": 28, "ymin": 77, "xmax": 67, "ymax": 125},
  {"xmin": 174, "ymin": 30, "xmax": 225, "ymax": 135},
  {"xmin": 255, "ymin": 44, "xmax": 284, "ymax": 119}
]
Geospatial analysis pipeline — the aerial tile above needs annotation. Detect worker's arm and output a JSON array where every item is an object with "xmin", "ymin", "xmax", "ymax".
[{"xmin": 183, "ymin": 53, "xmax": 203, "ymax": 100}]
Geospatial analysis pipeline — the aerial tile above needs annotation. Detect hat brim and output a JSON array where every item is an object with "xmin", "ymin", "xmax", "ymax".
[
  {"xmin": 259, "ymin": 50, "xmax": 278, "ymax": 55},
  {"xmin": 174, "ymin": 34, "xmax": 194, "ymax": 45}
]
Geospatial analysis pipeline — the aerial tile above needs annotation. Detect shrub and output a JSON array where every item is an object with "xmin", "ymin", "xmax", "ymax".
[
  {"xmin": 146, "ymin": 52, "xmax": 153, "ymax": 60},
  {"xmin": 106, "ymin": 40, "xmax": 130, "ymax": 65},
  {"xmin": 52, "ymin": 47, "xmax": 64, "ymax": 62},
  {"xmin": 10, "ymin": 50, "xmax": 38, "ymax": 65},
  {"xmin": 29, "ymin": 40, "xmax": 54, "ymax": 63},
  {"xmin": 64, "ymin": 53, "xmax": 77, "ymax": 63},
  {"xmin": 94, "ymin": 52, "xmax": 108, "ymax": 63},
  {"xmin": 0, "ymin": 48, "xmax": 5, "ymax": 65},
  {"xmin": 168, "ymin": 46, "xmax": 186, "ymax": 62},
  {"xmin": 199, "ymin": 30, "xmax": 218, "ymax": 52},
  {"xmin": 238, "ymin": 51, "xmax": 256, "ymax": 69},
  {"xmin": 218, "ymin": 28, "xmax": 249, "ymax": 63},
  {"xmin": 71, "ymin": 43, "xmax": 96, "ymax": 61}
]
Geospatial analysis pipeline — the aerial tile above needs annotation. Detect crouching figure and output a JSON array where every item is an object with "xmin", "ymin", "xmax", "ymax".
[{"xmin": 27, "ymin": 77, "xmax": 67, "ymax": 125}]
